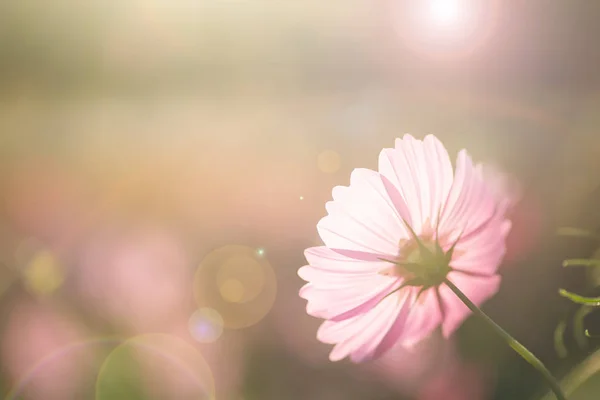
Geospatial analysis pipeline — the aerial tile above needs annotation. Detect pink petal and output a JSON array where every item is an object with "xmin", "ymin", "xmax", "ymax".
[
  {"xmin": 317, "ymin": 168, "xmax": 410, "ymax": 255},
  {"xmin": 330, "ymin": 303, "xmax": 396, "ymax": 362},
  {"xmin": 304, "ymin": 246, "xmax": 391, "ymax": 274},
  {"xmin": 369, "ymin": 288, "xmax": 417, "ymax": 359},
  {"xmin": 481, "ymin": 164, "xmax": 521, "ymax": 215},
  {"xmin": 298, "ymin": 265, "xmax": 375, "ymax": 286},
  {"xmin": 299, "ymin": 246, "xmax": 401, "ymax": 320},
  {"xmin": 451, "ymin": 221, "xmax": 508, "ymax": 276},
  {"xmin": 440, "ymin": 158, "xmax": 514, "ymax": 276},
  {"xmin": 438, "ymin": 150, "xmax": 471, "ymax": 237},
  {"xmin": 300, "ymin": 248, "xmax": 397, "ymax": 288},
  {"xmin": 438, "ymin": 151, "xmax": 516, "ymax": 253},
  {"xmin": 349, "ymin": 290, "xmax": 416, "ymax": 363},
  {"xmin": 399, "ymin": 288, "xmax": 443, "ymax": 347},
  {"xmin": 438, "ymin": 272, "xmax": 501, "ymax": 337},
  {"xmin": 317, "ymin": 289, "xmax": 413, "ymax": 362},
  {"xmin": 299, "ymin": 277, "xmax": 400, "ymax": 321},
  {"xmin": 317, "ymin": 317, "xmax": 359, "ymax": 345},
  {"xmin": 439, "ymin": 152, "xmax": 496, "ymax": 240},
  {"xmin": 378, "ymin": 134, "xmax": 453, "ymax": 233}
]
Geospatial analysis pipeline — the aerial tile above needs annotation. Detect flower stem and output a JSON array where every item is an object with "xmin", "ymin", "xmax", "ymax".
[{"xmin": 444, "ymin": 279, "xmax": 568, "ymax": 400}]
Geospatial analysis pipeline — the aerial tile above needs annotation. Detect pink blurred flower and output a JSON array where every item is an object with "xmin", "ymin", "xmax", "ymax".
[
  {"xmin": 360, "ymin": 335, "xmax": 455, "ymax": 395},
  {"xmin": 75, "ymin": 228, "xmax": 244, "ymax": 398},
  {"xmin": 418, "ymin": 360, "xmax": 493, "ymax": 400},
  {"xmin": 76, "ymin": 227, "xmax": 192, "ymax": 333},
  {"xmin": 299, "ymin": 134, "xmax": 515, "ymax": 362},
  {"xmin": 1, "ymin": 300, "xmax": 93, "ymax": 400}
]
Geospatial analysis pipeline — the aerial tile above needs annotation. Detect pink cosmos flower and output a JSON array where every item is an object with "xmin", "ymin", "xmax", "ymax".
[{"xmin": 299, "ymin": 134, "xmax": 515, "ymax": 362}]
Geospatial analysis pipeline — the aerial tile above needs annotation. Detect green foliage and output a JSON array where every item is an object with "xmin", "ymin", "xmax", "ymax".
[
  {"xmin": 559, "ymin": 289, "xmax": 600, "ymax": 306},
  {"xmin": 554, "ymin": 320, "xmax": 569, "ymax": 359},
  {"xmin": 554, "ymin": 227, "xmax": 600, "ymax": 357},
  {"xmin": 95, "ymin": 346, "xmax": 147, "ymax": 400},
  {"xmin": 562, "ymin": 259, "xmax": 600, "ymax": 268},
  {"xmin": 557, "ymin": 227, "xmax": 600, "ymax": 240}
]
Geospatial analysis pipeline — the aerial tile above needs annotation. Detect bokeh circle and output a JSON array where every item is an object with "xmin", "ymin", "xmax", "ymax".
[
  {"xmin": 189, "ymin": 308, "xmax": 224, "ymax": 343},
  {"xmin": 95, "ymin": 334, "xmax": 214, "ymax": 400},
  {"xmin": 193, "ymin": 245, "xmax": 277, "ymax": 329}
]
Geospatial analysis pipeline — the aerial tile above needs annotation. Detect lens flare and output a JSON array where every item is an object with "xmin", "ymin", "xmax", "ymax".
[
  {"xmin": 216, "ymin": 254, "xmax": 265, "ymax": 304},
  {"xmin": 194, "ymin": 245, "xmax": 277, "ymax": 329},
  {"xmin": 389, "ymin": 0, "xmax": 500, "ymax": 58},
  {"xmin": 4, "ymin": 337, "xmax": 118, "ymax": 400},
  {"xmin": 427, "ymin": 0, "xmax": 463, "ymax": 26},
  {"xmin": 96, "ymin": 334, "xmax": 214, "ymax": 400},
  {"xmin": 189, "ymin": 308, "xmax": 224, "ymax": 343},
  {"xmin": 219, "ymin": 279, "xmax": 245, "ymax": 303}
]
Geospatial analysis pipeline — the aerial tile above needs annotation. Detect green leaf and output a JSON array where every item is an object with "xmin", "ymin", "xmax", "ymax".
[
  {"xmin": 574, "ymin": 305, "xmax": 594, "ymax": 349},
  {"xmin": 96, "ymin": 345, "xmax": 147, "ymax": 400},
  {"xmin": 559, "ymin": 289, "xmax": 600, "ymax": 306},
  {"xmin": 562, "ymin": 258, "xmax": 600, "ymax": 268},
  {"xmin": 557, "ymin": 227, "xmax": 600, "ymax": 240},
  {"xmin": 554, "ymin": 320, "xmax": 569, "ymax": 358},
  {"xmin": 585, "ymin": 329, "xmax": 600, "ymax": 338}
]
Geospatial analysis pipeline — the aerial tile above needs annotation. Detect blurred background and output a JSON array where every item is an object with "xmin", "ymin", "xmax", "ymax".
[{"xmin": 1, "ymin": 1, "xmax": 600, "ymax": 399}]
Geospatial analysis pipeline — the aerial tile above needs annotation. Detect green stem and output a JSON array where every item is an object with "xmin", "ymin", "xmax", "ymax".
[{"xmin": 444, "ymin": 279, "xmax": 568, "ymax": 400}]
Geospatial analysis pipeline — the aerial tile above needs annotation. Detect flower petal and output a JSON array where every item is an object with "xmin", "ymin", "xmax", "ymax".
[
  {"xmin": 317, "ymin": 289, "xmax": 413, "ymax": 362},
  {"xmin": 450, "ymin": 219, "xmax": 509, "ymax": 276},
  {"xmin": 438, "ymin": 272, "xmax": 501, "ymax": 337},
  {"xmin": 369, "ymin": 288, "xmax": 416, "ymax": 359},
  {"xmin": 481, "ymin": 164, "xmax": 521, "ymax": 215},
  {"xmin": 300, "ymin": 246, "xmax": 403, "ymax": 321},
  {"xmin": 298, "ymin": 265, "xmax": 373, "ymax": 286},
  {"xmin": 399, "ymin": 288, "xmax": 443, "ymax": 347},
  {"xmin": 317, "ymin": 169, "xmax": 410, "ymax": 254},
  {"xmin": 439, "ymin": 151, "xmax": 506, "ymax": 245},
  {"xmin": 299, "ymin": 277, "xmax": 399, "ymax": 321},
  {"xmin": 378, "ymin": 134, "xmax": 453, "ymax": 234},
  {"xmin": 303, "ymin": 247, "xmax": 390, "ymax": 275}
]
